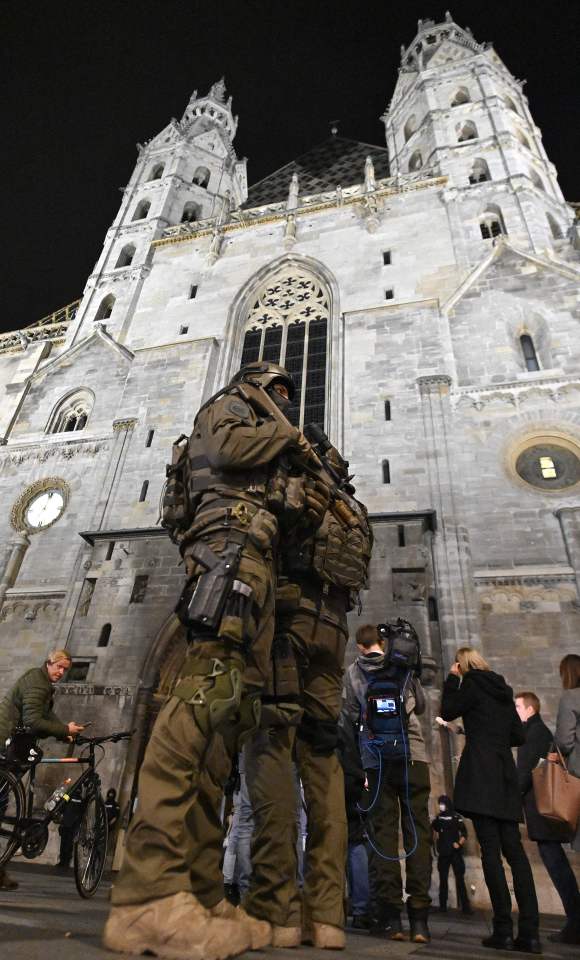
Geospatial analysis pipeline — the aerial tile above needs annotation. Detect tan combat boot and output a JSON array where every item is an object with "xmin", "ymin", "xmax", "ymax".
[
  {"xmin": 272, "ymin": 925, "xmax": 301, "ymax": 947},
  {"xmin": 211, "ymin": 899, "xmax": 272, "ymax": 950},
  {"xmin": 303, "ymin": 922, "xmax": 346, "ymax": 950},
  {"xmin": 103, "ymin": 890, "xmax": 251, "ymax": 960}
]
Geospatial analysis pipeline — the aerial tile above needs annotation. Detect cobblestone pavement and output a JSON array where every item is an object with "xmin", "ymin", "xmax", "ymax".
[{"xmin": 0, "ymin": 862, "xmax": 576, "ymax": 960}]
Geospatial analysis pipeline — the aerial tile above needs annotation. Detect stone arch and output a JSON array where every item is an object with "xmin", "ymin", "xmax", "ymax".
[
  {"xmin": 46, "ymin": 387, "xmax": 95, "ymax": 434},
  {"xmin": 504, "ymin": 306, "xmax": 553, "ymax": 373},
  {"xmin": 219, "ymin": 253, "xmax": 342, "ymax": 441},
  {"xmin": 95, "ymin": 293, "xmax": 116, "ymax": 322},
  {"xmin": 451, "ymin": 86, "xmax": 470, "ymax": 107},
  {"xmin": 403, "ymin": 115, "xmax": 417, "ymax": 142},
  {"xmin": 408, "ymin": 150, "xmax": 423, "ymax": 172}
]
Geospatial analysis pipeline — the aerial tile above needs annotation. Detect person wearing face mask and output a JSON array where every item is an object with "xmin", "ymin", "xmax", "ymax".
[
  {"xmin": 105, "ymin": 362, "xmax": 324, "ymax": 960},
  {"xmin": 431, "ymin": 794, "xmax": 472, "ymax": 915}
]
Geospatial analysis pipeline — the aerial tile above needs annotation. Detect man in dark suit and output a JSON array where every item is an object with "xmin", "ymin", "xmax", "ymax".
[{"xmin": 515, "ymin": 691, "xmax": 580, "ymax": 942}]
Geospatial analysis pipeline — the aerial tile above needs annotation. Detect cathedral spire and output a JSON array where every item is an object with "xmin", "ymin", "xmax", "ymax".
[
  {"xmin": 183, "ymin": 78, "xmax": 238, "ymax": 139},
  {"xmin": 399, "ymin": 13, "xmax": 485, "ymax": 72}
]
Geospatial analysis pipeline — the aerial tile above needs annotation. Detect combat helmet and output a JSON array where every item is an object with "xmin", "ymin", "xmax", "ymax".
[{"xmin": 230, "ymin": 361, "xmax": 296, "ymax": 401}]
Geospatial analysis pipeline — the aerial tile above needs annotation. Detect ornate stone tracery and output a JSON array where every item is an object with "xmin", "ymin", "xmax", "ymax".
[{"xmin": 240, "ymin": 264, "xmax": 330, "ymax": 428}]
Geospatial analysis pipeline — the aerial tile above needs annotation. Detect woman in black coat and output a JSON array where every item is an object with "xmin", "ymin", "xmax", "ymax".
[{"xmin": 441, "ymin": 647, "xmax": 541, "ymax": 954}]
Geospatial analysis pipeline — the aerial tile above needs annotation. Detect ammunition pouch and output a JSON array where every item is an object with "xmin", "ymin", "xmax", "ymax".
[
  {"xmin": 172, "ymin": 656, "xmax": 244, "ymax": 736},
  {"xmin": 275, "ymin": 581, "xmax": 302, "ymax": 613},
  {"xmin": 297, "ymin": 713, "xmax": 340, "ymax": 756},
  {"xmin": 260, "ymin": 633, "xmax": 304, "ymax": 729}
]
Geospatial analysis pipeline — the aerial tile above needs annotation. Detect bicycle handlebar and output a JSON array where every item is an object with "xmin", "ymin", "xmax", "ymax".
[{"xmin": 74, "ymin": 730, "xmax": 133, "ymax": 747}]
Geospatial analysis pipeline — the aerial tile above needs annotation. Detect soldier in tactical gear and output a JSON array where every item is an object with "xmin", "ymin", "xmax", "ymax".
[
  {"xmin": 105, "ymin": 362, "xmax": 322, "ymax": 960},
  {"xmin": 242, "ymin": 434, "xmax": 373, "ymax": 949}
]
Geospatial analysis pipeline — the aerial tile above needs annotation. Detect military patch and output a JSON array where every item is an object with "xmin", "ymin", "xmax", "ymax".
[{"xmin": 226, "ymin": 398, "xmax": 252, "ymax": 421}]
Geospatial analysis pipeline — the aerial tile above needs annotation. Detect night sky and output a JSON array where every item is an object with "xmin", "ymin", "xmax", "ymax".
[{"xmin": 4, "ymin": 0, "xmax": 579, "ymax": 335}]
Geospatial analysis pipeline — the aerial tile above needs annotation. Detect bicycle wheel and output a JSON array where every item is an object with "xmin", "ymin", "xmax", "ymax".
[
  {"xmin": 0, "ymin": 768, "xmax": 25, "ymax": 866},
  {"xmin": 73, "ymin": 790, "xmax": 108, "ymax": 898}
]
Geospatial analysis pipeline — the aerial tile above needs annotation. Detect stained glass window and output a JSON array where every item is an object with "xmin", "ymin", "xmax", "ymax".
[{"xmin": 239, "ymin": 267, "xmax": 330, "ymax": 429}]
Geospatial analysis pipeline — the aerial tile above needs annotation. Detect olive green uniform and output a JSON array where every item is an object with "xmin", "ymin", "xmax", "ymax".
[
  {"xmin": 243, "ymin": 486, "xmax": 373, "ymax": 929},
  {"xmin": 112, "ymin": 383, "xmax": 307, "ymax": 907}
]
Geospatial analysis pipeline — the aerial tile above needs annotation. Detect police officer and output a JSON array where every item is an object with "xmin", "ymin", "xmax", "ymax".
[
  {"xmin": 431, "ymin": 795, "xmax": 472, "ymax": 915},
  {"xmin": 243, "ymin": 441, "xmax": 372, "ymax": 949},
  {"xmin": 104, "ymin": 363, "xmax": 319, "ymax": 960}
]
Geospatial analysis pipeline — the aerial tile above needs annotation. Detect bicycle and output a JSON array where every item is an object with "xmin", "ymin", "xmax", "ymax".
[{"xmin": 0, "ymin": 730, "xmax": 131, "ymax": 898}]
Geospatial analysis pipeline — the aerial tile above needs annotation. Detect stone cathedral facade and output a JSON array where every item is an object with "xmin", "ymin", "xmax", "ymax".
[{"xmin": 0, "ymin": 16, "xmax": 579, "ymax": 902}]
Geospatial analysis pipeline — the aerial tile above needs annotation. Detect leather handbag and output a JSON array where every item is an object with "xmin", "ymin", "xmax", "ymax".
[{"xmin": 532, "ymin": 745, "xmax": 580, "ymax": 832}]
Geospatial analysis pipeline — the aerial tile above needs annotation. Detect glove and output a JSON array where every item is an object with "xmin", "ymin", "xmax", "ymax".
[
  {"xmin": 290, "ymin": 429, "xmax": 318, "ymax": 466},
  {"xmin": 304, "ymin": 477, "xmax": 331, "ymax": 527}
]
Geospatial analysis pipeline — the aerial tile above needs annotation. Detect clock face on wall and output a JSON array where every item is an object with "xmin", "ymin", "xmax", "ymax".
[{"xmin": 24, "ymin": 489, "xmax": 66, "ymax": 530}]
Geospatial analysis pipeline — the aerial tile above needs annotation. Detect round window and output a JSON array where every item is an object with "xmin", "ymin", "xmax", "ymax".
[{"xmin": 515, "ymin": 443, "xmax": 580, "ymax": 490}]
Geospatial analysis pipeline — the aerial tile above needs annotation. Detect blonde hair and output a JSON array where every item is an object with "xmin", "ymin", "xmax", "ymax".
[
  {"xmin": 455, "ymin": 646, "xmax": 490, "ymax": 674},
  {"xmin": 47, "ymin": 648, "xmax": 72, "ymax": 665}
]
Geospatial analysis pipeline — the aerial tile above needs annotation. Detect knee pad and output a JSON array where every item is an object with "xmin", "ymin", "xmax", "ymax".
[
  {"xmin": 297, "ymin": 713, "xmax": 339, "ymax": 755},
  {"xmin": 173, "ymin": 657, "xmax": 243, "ymax": 735}
]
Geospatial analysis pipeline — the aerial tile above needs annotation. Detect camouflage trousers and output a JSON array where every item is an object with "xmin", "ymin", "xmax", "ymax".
[
  {"xmin": 111, "ymin": 537, "xmax": 275, "ymax": 907},
  {"xmin": 243, "ymin": 584, "xmax": 349, "ymax": 928}
]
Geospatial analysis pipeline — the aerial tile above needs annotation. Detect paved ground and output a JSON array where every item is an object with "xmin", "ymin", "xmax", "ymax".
[{"xmin": 0, "ymin": 862, "xmax": 576, "ymax": 960}]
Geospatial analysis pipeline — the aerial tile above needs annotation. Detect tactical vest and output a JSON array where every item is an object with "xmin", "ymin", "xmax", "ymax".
[{"xmin": 283, "ymin": 492, "xmax": 372, "ymax": 592}]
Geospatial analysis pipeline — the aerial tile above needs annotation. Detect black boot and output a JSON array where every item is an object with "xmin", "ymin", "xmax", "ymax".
[
  {"xmin": 513, "ymin": 936, "xmax": 543, "ymax": 954},
  {"xmin": 482, "ymin": 933, "xmax": 514, "ymax": 950},
  {"xmin": 408, "ymin": 905, "xmax": 431, "ymax": 944},
  {"xmin": 368, "ymin": 908, "xmax": 405, "ymax": 940},
  {"xmin": 548, "ymin": 918, "xmax": 580, "ymax": 945}
]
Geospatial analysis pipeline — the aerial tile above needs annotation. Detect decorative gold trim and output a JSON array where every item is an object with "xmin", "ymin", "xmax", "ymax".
[{"xmin": 10, "ymin": 477, "xmax": 70, "ymax": 533}]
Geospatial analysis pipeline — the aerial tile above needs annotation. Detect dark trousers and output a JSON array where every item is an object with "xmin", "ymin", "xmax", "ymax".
[
  {"xmin": 472, "ymin": 815, "xmax": 539, "ymax": 938},
  {"xmin": 438, "ymin": 850, "xmax": 469, "ymax": 911},
  {"xmin": 537, "ymin": 840, "xmax": 580, "ymax": 922},
  {"xmin": 366, "ymin": 760, "xmax": 431, "ymax": 915}
]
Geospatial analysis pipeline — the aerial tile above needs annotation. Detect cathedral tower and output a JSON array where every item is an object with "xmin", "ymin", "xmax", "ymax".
[
  {"xmin": 71, "ymin": 80, "xmax": 247, "ymax": 343},
  {"xmin": 382, "ymin": 14, "xmax": 572, "ymax": 257}
]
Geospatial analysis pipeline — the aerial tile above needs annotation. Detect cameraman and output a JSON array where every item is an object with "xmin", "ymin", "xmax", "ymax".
[{"xmin": 344, "ymin": 622, "xmax": 431, "ymax": 943}]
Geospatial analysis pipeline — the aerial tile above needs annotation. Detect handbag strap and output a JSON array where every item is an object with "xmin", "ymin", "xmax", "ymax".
[{"xmin": 550, "ymin": 741, "xmax": 570, "ymax": 774}]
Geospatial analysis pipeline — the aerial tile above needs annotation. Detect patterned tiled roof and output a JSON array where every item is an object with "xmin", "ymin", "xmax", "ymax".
[{"xmin": 245, "ymin": 136, "xmax": 390, "ymax": 207}]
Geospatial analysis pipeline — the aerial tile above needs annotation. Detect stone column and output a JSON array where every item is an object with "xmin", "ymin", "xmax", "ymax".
[
  {"xmin": 417, "ymin": 375, "xmax": 480, "ymax": 670},
  {"xmin": 92, "ymin": 417, "xmax": 138, "ymax": 530},
  {"xmin": 555, "ymin": 507, "xmax": 580, "ymax": 599},
  {"xmin": 0, "ymin": 532, "xmax": 31, "ymax": 614}
]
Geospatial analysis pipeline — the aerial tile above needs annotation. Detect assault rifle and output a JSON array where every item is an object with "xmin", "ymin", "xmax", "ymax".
[{"xmin": 234, "ymin": 380, "xmax": 357, "ymax": 528}]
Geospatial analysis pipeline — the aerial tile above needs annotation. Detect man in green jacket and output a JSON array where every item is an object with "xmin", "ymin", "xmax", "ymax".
[{"xmin": 0, "ymin": 648, "xmax": 84, "ymax": 889}]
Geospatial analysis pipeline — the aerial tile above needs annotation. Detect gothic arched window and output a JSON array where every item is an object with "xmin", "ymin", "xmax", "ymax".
[
  {"xmin": 181, "ymin": 201, "xmax": 201, "ymax": 223},
  {"xmin": 149, "ymin": 163, "xmax": 165, "ymax": 180},
  {"xmin": 193, "ymin": 166, "xmax": 211, "ymax": 188},
  {"xmin": 239, "ymin": 266, "xmax": 330, "ymax": 429},
  {"xmin": 530, "ymin": 169, "xmax": 545, "ymax": 192},
  {"xmin": 458, "ymin": 121, "xmax": 478, "ymax": 142},
  {"xmin": 95, "ymin": 294, "xmax": 115, "ymax": 321},
  {"xmin": 469, "ymin": 158, "xmax": 491, "ymax": 184},
  {"xmin": 47, "ymin": 389, "xmax": 94, "ymax": 434},
  {"xmin": 403, "ymin": 115, "xmax": 417, "ymax": 142},
  {"xmin": 408, "ymin": 150, "xmax": 423, "ymax": 172},
  {"xmin": 520, "ymin": 334, "xmax": 540, "ymax": 372},
  {"xmin": 505, "ymin": 97, "xmax": 519, "ymax": 115},
  {"xmin": 517, "ymin": 130, "xmax": 531, "ymax": 150},
  {"xmin": 479, "ymin": 205, "xmax": 506, "ymax": 239},
  {"xmin": 115, "ymin": 244, "xmax": 135, "ymax": 268},
  {"xmin": 132, "ymin": 199, "xmax": 151, "ymax": 220},
  {"xmin": 451, "ymin": 87, "xmax": 470, "ymax": 107}
]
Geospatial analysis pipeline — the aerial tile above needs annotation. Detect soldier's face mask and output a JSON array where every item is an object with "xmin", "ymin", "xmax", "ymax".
[{"xmin": 267, "ymin": 382, "xmax": 291, "ymax": 414}]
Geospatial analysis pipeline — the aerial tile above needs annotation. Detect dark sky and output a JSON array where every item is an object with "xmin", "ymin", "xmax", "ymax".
[{"xmin": 4, "ymin": 0, "xmax": 578, "ymax": 334}]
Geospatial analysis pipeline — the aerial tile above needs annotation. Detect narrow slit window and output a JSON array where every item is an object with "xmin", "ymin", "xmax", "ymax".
[
  {"xmin": 428, "ymin": 596, "xmax": 439, "ymax": 622},
  {"xmin": 146, "ymin": 429, "xmax": 154, "ymax": 448},
  {"xmin": 385, "ymin": 289, "xmax": 394, "ymax": 300},
  {"xmin": 539, "ymin": 456, "xmax": 557, "ymax": 479},
  {"xmin": 384, "ymin": 400, "xmax": 391, "ymax": 421},
  {"xmin": 397, "ymin": 524, "xmax": 405, "ymax": 547},
  {"xmin": 383, "ymin": 251, "xmax": 392, "ymax": 266},
  {"xmin": 189, "ymin": 285, "xmax": 198, "ymax": 299},
  {"xmin": 98, "ymin": 624, "xmax": 112, "ymax": 648},
  {"xmin": 520, "ymin": 334, "xmax": 540, "ymax": 372},
  {"xmin": 179, "ymin": 325, "xmax": 189, "ymax": 335},
  {"xmin": 105, "ymin": 542, "xmax": 114, "ymax": 561},
  {"xmin": 139, "ymin": 480, "xmax": 149, "ymax": 502},
  {"xmin": 382, "ymin": 460, "xmax": 391, "ymax": 484},
  {"xmin": 130, "ymin": 575, "xmax": 149, "ymax": 604}
]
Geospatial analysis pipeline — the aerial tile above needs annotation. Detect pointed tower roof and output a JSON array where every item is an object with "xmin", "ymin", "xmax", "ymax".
[
  {"xmin": 245, "ymin": 136, "xmax": 390, "ymax": 207},
  {"xmin": 399, "ymin": 12, "xmax": 487, "ymax": 73},
  {"xmin": 181, "ymin": 78, "xmax": 238, "ymax": 139}
]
